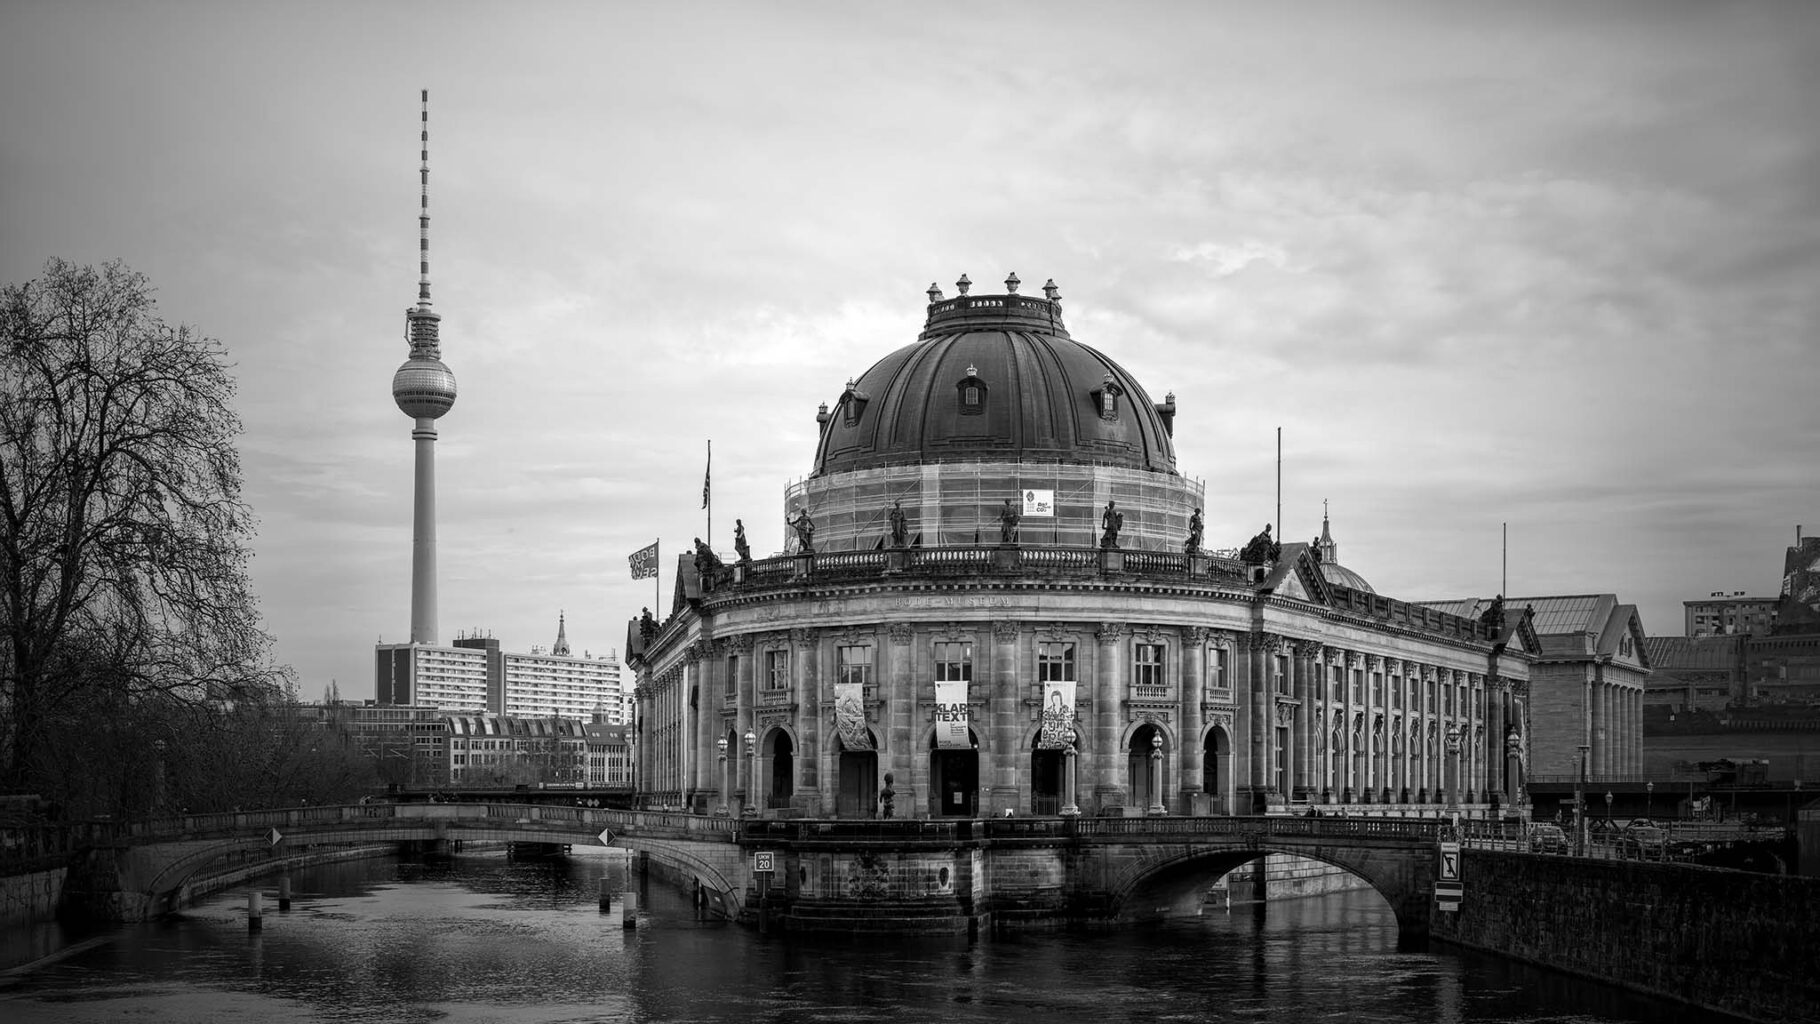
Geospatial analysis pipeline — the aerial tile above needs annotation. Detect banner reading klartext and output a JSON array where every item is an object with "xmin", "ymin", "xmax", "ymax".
[{"xmin": 933, "ymin": 682, "xmax": 971, "ymax": 748}]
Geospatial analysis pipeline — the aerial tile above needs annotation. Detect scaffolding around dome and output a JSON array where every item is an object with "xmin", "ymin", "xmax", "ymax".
[{"xmin": 785, "ymin": 460, "xmax": 1203, "ymax": 553}]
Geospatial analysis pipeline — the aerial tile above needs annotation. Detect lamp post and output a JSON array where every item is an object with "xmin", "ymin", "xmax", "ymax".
[
  {"xmin": 1147, "ymin": 733, "xmax": 1166, "ymax": 816},
  {"xmin": 1605, "ymin": 790, "xmax": 1613, "ymax": 824},
  {"xmin": 716, "ymin": 736, "xmax": 729, "ymax": 816},
  {"xmin": 1060, "ymin": 729, "xmax": 1080, "ymax": 817},
  {"xmin": 744, "ymin": 729, "xmax": 757, "ymax": 818},
  {"xmin": 153, "ymin": 738, "xmax": 168, "ymax": 815},
  {"xmin": 627, "ymin": 730, "xmax": 637, "ymax": 808},
  {"xmin": 1445, "ymin": 724, "xmax": 1462, "ymax": 832},
  {"xmin": 1645, "ymin": 780, "xmax": 1654, "ymax": 819},
  {"xmin": 1575, "ymin": 743, "xmax": 1591, "ymax": 856}
]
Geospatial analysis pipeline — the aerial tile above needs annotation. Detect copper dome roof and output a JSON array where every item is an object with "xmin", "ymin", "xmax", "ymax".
[{"xmin": 810, "ymin": 280, "xmax": 1178, "ymax": 478}]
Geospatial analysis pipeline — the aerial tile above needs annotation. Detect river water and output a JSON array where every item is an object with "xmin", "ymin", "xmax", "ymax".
[{"xmin": 0, "ymin": 849, "xmax": 1714, "ymax": 1023}]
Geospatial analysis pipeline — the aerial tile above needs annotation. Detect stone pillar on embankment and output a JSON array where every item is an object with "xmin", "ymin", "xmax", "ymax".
[
  {"xmin": 0, "ymin": 867, "xmax": 67, "ymax": 926},
  {"xmin": 1431, "ymin": 850, "xmax": 1820, "ymax": 1024}
]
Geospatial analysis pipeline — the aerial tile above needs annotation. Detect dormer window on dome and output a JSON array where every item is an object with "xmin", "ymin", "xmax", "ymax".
[
  {"xmin": 1091, "ymin": 372, "xmax": 1125, "ymax": 422},
  {"xmin": 956, "ymin": 364, "xmax": 988, "ymax": 417},
  {"xmin": 841, "ymin": 378, "xmax": 871, "ymax": 426}
]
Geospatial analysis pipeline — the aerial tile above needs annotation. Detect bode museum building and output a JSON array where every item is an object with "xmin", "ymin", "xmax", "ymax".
[{"xmin": 628, "ymin": 276, "xmax": 1538, "ymax": 820}]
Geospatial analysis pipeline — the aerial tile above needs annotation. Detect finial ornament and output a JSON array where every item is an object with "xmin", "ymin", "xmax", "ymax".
[
  {"xmin": 1005, "ymin": 272, "xmax": 1020, "ymax": 293},
  {"xmin": 956, "ymin": 273, "xmax": 971, "ymax": 296},
  {"xmin": 927, "ymin": 282, "xmax": 943, "ymax": 302}
]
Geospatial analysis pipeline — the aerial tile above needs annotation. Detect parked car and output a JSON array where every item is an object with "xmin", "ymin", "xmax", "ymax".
[
  {"xmin": 1529, "ymin": 823, "xmax": 1568, "ymax": 854},
  {"xmin": 1619, "ymin": 824, "xmax": 1668, "ymax": 860}
]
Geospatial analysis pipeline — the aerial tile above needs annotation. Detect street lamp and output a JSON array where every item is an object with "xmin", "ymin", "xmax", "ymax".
[
  {"xmin": 1605, "ymin": 790, "xmax": 1613, "ymax": 823},
  {"xmin": 1646, "ymin": 780, "xmax": 1654, "ymax": 819},
  {"xmin": 153, "ymin": 738, "xmax": 168, "ymax": 815},
  {"xmin": 717, "ymin": 736, "xmax": 729, "ymax": 816},
  {"xmin": 744, "ymin": 729, "xmax": 758, "ymax": 817},
  {"xmin": 1060, "ymin": 728, "xmax": 1080, "ymax": 817},
  {"xmin": 1147, "ymin": 733, "xmax": 1166, "ymax": 816},
  {"xmin": 1575, "ymin": 743, "xmax": 1591, "ymax": 856},
  {"xmin": 1445, "ymin": 724, "xmax": 1462, "ymax": 831}
]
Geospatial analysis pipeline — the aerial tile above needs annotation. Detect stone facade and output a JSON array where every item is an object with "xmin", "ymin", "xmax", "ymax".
[{"xmin": 628, "ymin": 283, "xmax": 1537, "ymax": 821}]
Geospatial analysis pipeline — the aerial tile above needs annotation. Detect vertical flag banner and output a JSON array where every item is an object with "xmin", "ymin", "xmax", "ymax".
[
  {"xmin": 933, "ymin": 682, "xmax": 971, "ymax": 748},
  {"xmin": 702, "ymin": 441, "xmax": 711, "ymax": 509},
  {"xmin": 628, "ymin": 541, "xmax": 660, "ymax": 579},
  {"xmin": 1022, "ymin": 489, "xmax": 1054, "ymax": 517},
  {"xmin": 1038, "ymin": 681, "xmax": 1076, "ymax": 748},
  {"xmin": 834, "ymin": 683, "xmax": 873, "ymax": 751}
]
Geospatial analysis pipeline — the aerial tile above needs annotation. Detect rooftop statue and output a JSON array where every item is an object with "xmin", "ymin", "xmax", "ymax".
[
  {"xmin": 999, "ymin": 498, "xmax": 1021, "ymax": 543},
  {"xmin": 1185, "ymin": 507, "xmax": 1204, "ymax": 555},
  {"xmin": 888, "ymin": 500, "xmax": 908, "ymax": 548},
  {"xmin": 1479, "ymin": 594, "xmax": 1506, "ymax": 633},
  {"xmin": 693, "ymin": 537, "xmax": 722, "ymax": 576},
  {"xmin": 1240, "ymin": 524, "xmax": 1280, "ymax": 566},
  {"xmin": 1100, "ymin": 501, "xmax": 1123, "ymax": 550},
  {"xmin": 638, "ymin": 607, "xmax": 656, "ymax": 644},
  {"xmin": 733, "ymin": 519, "xmax": 751, "ymax": 564},
  {"xmin": 791, "ymin": 509, "xmax": 816, "ymax": 554}
]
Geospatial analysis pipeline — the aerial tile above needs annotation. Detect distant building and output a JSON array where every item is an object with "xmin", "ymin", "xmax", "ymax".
[
  {"xmin": 297, "ymin": 702, "xmax": 451, "ymax": 788},
  {"xmin": 444, "ymin": 714, "xmax": 588, "ymax": 786},
  {"xmin": 375, "ymin": 614, "xmax": 623, "ymax": 722},
  {"xmin": 582, "ymin": 717, "xmax": 633, "ymax": 788},
  {"xmin": 1684, "ymin": 592, "xmax": 1778, "ymax": 637},
  {"xmin": 1426, "ymin": 594, "xmax": 1648, "ymax": 781},
  {"xmin": 1642, "ymin": 634, "xmax": 1746, "ymax": 713}
]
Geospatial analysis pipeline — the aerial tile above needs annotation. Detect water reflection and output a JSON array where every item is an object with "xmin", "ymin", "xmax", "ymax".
[{"xmin": 0, "ymin": 849, "xmax": 1711, "ymax": 1024}]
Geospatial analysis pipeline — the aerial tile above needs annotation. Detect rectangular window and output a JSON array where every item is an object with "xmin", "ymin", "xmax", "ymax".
[
  {"xmin": 1134, "ymin": 643, "xmax": 1165, "ymax": 689},
  {"xmin": 1039, "ymin": 642, "xmax": 1076, "ymax": 682},
  {"xmin": 1371, "ymin": 671, "xmax": 1383, "ymax": 705},
  {"xmin": 934, "ymin": 641, "xmax": 972, "ymax": 682},
  {"xmin": 1351, "ymin": 669, "xmax": 1363, "ymax": 704},
  {"xmin": 1391, "ymin": 675, "xmax": 1402, "ymax": 709},
  {"xmin": 838, "ymin": 645, "xmax": 873, "ymax": 687},
  {"xmin": 765, "ymin": 649, "xmax": 789, "ymax": 691},
  {"xmin": 1213, "ymin": 647, "xmax": 1230, "ymax": 690},
  {"xmin": 725, "ymin": 655, "xmax": 737, "ymax": 695},
  {"xmin": 1330, "ymin": 664, "xmax": 1343, "ymax": 703},
  {"xmin": 1274, "ymin": 654, "xmax": 1290, "ymax": 696}
]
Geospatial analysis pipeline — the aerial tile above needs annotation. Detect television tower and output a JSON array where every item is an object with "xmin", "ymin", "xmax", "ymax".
[{"xmin": 391, "ymin": 89, "xmax": 457, "ymax": 645}]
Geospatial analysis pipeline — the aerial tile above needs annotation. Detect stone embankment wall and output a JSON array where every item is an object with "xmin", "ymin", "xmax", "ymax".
[
  {"xmin": 1, "ymin": 867, "xmax": 66, "ymax": 926},
  {"xmin": 1432, "ymin": 851, "xmax": 1820, "ymax": 1024}
]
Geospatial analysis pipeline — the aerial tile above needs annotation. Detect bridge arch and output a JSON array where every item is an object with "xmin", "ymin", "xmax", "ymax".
[{"xmin": 1098, "ymin": 839, "xmax": 1434, "ymax": 938}]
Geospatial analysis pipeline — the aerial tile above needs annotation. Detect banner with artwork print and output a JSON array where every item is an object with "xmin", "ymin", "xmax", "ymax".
[
  {"xmin": 933, "ymin": 682, "xmax": 971, "ymax": 749},
  {"xmin": 834, "ymin": 682, "xmax": 873, "ymax": 751},
  {"xmin": 1038, "ymin": 681, "xmax": 1077, "ymax": 749}
]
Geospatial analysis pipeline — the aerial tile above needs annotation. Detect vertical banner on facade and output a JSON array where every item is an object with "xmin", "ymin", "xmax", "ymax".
[
  {"xmin": 1038, "ymin": 681, "xmax": 1077, "ymax": 748},
  {"xmin": 933, "ymin": 682, "xmax": 971, "ymax": 748},
  {"xmin": 834, "ymin": 682, "xmax": 873, "ymax": 751}
]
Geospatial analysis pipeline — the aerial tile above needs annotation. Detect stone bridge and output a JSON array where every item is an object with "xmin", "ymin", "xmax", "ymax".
[{"xmin": 43, "ymin": 803, "xmax": 1459, "ymax": 935}]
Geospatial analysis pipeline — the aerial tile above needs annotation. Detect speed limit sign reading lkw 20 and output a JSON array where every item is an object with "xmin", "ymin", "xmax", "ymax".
[{"xmin": 752, "ymin": 851, "xmax": 775, "ymax": 874}]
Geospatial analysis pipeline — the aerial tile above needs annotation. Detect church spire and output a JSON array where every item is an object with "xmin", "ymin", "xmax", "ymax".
[{"xmin": 553, "ymin": 611, "xmax": 571, "ymax": 657}]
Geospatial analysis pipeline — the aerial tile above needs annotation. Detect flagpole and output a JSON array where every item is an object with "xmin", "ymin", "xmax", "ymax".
[{"xmin": 704, "ymin": 439, "xmax": 712, "ymax": 550}]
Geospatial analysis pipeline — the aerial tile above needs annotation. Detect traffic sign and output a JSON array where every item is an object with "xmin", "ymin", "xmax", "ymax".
[
  {"xmin": 597, "ymin": 828, "xmax": 615, "ymax": 846},
  {"xmin": 267, "ymin": 828, "xmax": 284, "ymax": 846},
  {"xmin": 752, "ymin": 851, "xmax": 775, "ymax": 873},
  {"xmin": 1438, "ymin": 841, "xmax": 1460, "ymax": 882}
]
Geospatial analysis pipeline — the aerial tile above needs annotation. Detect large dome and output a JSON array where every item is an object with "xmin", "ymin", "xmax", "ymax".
[{"xmin": 810, "ymin": 278, "xmax": 1177, "ymax": 478}]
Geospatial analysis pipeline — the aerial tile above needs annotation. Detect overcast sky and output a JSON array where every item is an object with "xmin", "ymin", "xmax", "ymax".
[{"xmin": 4, "ymin": 1, "xmax": 1816, "ymax": 700}]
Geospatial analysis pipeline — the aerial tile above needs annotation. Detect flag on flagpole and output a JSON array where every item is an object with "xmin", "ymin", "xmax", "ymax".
[
  {"xmin": 702, "ymin": 440, "xmax": 711, "ymax": 509},
  {"xmin": 628, "ymin": 541, "xmax": 659, "ymax": 580}
]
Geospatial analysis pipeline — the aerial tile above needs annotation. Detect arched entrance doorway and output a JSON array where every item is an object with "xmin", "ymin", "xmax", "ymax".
[
  {"xmin": 1201, "ymin": 725, "xmax": 1231, "ymax": 814},
  {"xmin": 835, "ymin": 733, "xmax": 879, "ymax": 818},
  {"xmin": 768, "ymin": 731, "xmax": 795, "ymax": 811},
  {"xmin": 1029, "ymin": 734, "xmax": 1066, "ymax": 815},
  {"xmin": 929, "ymin": 730, "xmax": 979, "ymax": 817},
  {"xmin": 1127, "ymin": 724, "xmax": 1168, "ymax": 812}
]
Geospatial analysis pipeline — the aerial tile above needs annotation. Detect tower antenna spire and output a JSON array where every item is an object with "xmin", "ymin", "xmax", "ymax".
[{"xmin": 417, "ymin": 88, "xmax": 432, "ymax": 312}]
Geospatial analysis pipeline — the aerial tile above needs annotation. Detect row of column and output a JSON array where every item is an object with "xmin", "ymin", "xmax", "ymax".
[
  {"xmin": 637, "ymin": 623, "xmax": 1510, "ymax": 814},
  {"xmin": 1589, "ymin": 672, "xmax": 1641, "ymax": 777}
]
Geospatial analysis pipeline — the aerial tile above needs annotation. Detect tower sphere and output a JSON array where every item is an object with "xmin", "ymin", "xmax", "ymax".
[{"xmin": 393, "ymin": 356, "xmax": 458, "ymax": 419}]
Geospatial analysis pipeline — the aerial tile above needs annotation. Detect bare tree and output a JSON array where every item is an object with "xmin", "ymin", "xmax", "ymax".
[{"xmin": 1, "ymin": 259, "xmax": 283, "ymax": 804}]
